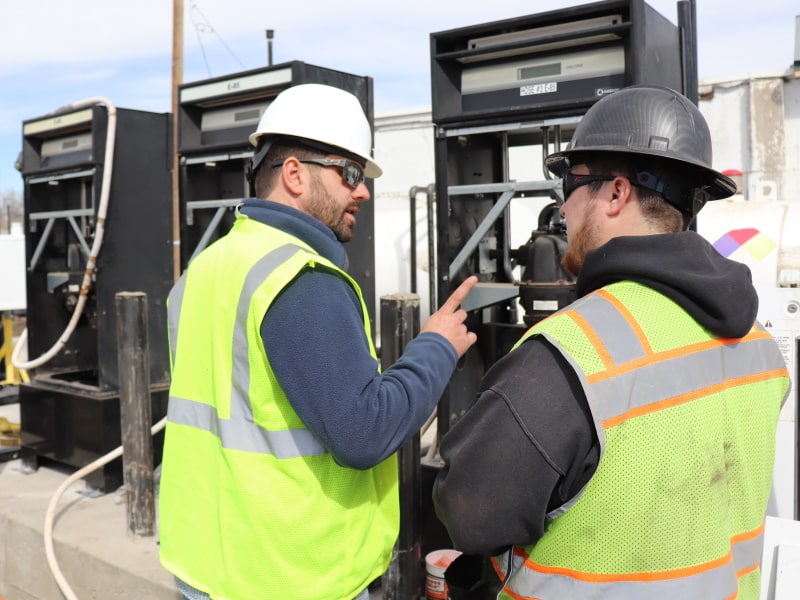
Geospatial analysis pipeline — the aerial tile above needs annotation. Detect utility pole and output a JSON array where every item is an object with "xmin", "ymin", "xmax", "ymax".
[{"xmin": 172, "ymin": 0, "xmax": 184, "ymax": 281}]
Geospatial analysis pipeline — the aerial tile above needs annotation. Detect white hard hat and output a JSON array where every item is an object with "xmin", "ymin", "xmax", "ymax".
[{"xmin": 249, "ymin": 83, "xmax": 382, "ymax": 178}]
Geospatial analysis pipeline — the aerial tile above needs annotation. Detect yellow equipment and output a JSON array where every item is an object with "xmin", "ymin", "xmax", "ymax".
[{"xmin": 0, "ymin": 311, "xmax": 28, "ymax": 386}]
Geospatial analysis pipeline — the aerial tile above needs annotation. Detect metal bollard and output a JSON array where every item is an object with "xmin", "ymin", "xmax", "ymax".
[{"xmin": 115, "ymin": 291, "xmax": 155, "ymax": 537}]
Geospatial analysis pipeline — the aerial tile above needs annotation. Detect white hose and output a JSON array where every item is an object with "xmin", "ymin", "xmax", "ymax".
[
  {"xmin": 12, "ymin": 97, "xmax": 118, "ymax": 371},
  {"xmin": 44, "ymin": 416, "xmax": 167, "ymax": 600}
]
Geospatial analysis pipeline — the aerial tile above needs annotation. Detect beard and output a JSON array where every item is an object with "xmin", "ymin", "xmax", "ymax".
[
  {"xmin": 561, "ymin": 210, "xmax": 598, "ymax": 276},
  {"xmin": 305, "ymin": 174, "xmax": 355, "ymax": 242}
]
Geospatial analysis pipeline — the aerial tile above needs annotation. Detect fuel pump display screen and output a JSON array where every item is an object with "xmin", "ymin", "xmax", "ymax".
[
  {"xmin": 462, "ymin": 45, "xmax": 624, "ymax": 95},
  {"xmin": 459, "ymin": 45, "xmax": 624, "ymax": 114},
  {"xmin": 201, "ymin": 102, "xmax": 266, "ymax": 133},
  {"xmin": 519, "ymin": 62, "xmax": 561, "ymax": 80}
]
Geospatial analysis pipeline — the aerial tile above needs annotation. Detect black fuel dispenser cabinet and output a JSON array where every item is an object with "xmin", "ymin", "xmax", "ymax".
[
  {"xmin": 18, "ymin": 103, "xmax": 172, "ymax": 492},
  {"xmin": 177, "ymin": 61, "xmax": 377, "ymax": 329},
  {"xmin": 429, "ymin": 0, "xmax": 695, "ymax": 439},
  {"xmin": 430, "ymin": 0, "xmax": 688, "ymax": 125},
  {"xmin": 412, "ymin": 0, "xmax": 696, "ymax": 577}
]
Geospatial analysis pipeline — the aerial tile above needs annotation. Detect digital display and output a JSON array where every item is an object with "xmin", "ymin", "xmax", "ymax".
[
  {"xmin": 518, "ymin": 62, "xmax": 561, "ymax": 80},
  {"xmin": 234, "ymin": 108, "xmax": 261, "ymax": 123},
  {"xmin": 461, "ymin": 45, "xmax": 624, "ymax": 96}
]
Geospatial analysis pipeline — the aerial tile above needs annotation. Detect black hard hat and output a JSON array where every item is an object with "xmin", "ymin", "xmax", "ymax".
[{"xmin": 545, "ymin": 85, "xmax": 736, "ymax": 214}]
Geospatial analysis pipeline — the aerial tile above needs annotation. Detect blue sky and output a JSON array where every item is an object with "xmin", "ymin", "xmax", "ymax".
[{"xmin": 0, "ymin": 0, "xmax": 797, "ymax": 194}]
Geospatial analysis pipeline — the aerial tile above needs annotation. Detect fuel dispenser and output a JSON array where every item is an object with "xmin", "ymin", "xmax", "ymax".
[
  {"xmin": 17, "ymin": 101, "xmax": 173, "ymax": 492},
  {"xmin": 177, "ymin": 61, "xmax": 377, "ymax": 322},
  {"xmin": 412, "ymin": 0, "xmax": 697, "ymax": 581},
  {"xmin": 430, "ymin": 0, "xmax": 694, "ymax": 439}
]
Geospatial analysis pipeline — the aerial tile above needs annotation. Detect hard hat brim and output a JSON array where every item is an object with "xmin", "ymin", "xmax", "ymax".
[{"xmin": 250, "ymin": 131, "xmax": 382, "ymax": 179}]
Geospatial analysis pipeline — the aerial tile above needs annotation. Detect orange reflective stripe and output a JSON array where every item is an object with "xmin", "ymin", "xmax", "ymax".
[
  {"xmin": 595, "ymin": 289, "xmax": 653, "ymax": 355},
  {"xmin": 492, "ymin": 547, "xmax": 528, "ymax": 579},
  {"xmin": 501, "ymin": 585, "xmax": 532, "ymax": 600},
  {"xmin": 736, "ymin": 561, "xmax": 759, "ymax": 579},
  {"xmin": 732, "ymin": 519, "xmax": 765, "ymax": 544},
  {"xmin": 491, "ymin": 556, "xmax": 504, "ymax": 580},
  {"xmin": 521, "ymin": 520, "xmax": 765, "ymax": 585},
  {"xmin": 603, "ymin": 368, "xmax": 789, "ymax": 429},
  {"xmin": 525, "ymin": 550, "xmax": 733, "ymax": 583}
]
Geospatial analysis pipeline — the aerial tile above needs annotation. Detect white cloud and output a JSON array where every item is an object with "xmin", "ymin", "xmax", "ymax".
[{"xmin": 0, "ymin": 0, "xmax": 797, "ymax": 191}]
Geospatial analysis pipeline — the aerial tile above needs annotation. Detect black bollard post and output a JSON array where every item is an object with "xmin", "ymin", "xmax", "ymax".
[
  {"xmin": 115, "ymin": 291, "xmax": 155, "ymax": 537},
  {"xmin": 380, "ymin": 293, "xmax": 421, "ymax": 600}
]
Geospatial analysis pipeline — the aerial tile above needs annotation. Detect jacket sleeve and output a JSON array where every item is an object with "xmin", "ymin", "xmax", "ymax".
[
  {"xmin": 432, "ymin": 337, "xmax": 599, "ymax": 556},
  {"xmin": 262, "ymin": 267, "xmax": 458, "ymax": 470}
]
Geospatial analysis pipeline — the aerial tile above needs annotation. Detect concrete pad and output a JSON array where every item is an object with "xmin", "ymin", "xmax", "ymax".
[
  {"xmin": 0, "ymin": 402, "xmax": 180, "ymax": 600},
  {"xmin": 0, "ymin": 399, "xmax": 389, "ymax": 600}
]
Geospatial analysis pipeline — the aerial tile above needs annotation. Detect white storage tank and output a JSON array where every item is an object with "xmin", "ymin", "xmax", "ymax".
[
  {"xmin": 0, "ymin": 223, "xmax": 26, "ymax": 311},
  {"xmin": 697, "ymin": 197, "xmax": 800, "ymax": 520}
]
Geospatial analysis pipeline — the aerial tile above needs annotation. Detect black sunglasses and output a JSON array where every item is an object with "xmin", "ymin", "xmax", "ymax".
[
  {"xmin": 271, "ymin": 157, "xmax": 366, "ymax": 189},
  {"xmin": 560, "ymin": 173, "xmax": 617, "ymax": 206}
]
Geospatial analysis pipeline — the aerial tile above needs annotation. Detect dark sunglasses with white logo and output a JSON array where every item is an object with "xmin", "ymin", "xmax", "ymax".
[
  {"xmin": 559, "ymin": 172, "xmax": 617, "ymax": 206},
  {"xmin": 271, "ymin": 157, "xmax": 366, "ymax": 189}
]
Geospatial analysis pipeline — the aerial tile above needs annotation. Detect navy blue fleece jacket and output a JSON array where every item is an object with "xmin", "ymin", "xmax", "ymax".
[{"xmin": 240, "ymin": 199, "xmax": 456, "ymax": 470}]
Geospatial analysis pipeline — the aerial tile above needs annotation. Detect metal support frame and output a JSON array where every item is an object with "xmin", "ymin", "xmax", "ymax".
[
  {"xmin": 446, "ymin": 179, "xmax": 561, "ymax": 281},
  {"xmin": 185, "ymin": 198, "xmax": 243, "ymax": 264},
  {"xmin": 438, "ymin": 116, "xmax": 578, "ymax": 286},
  {"xmin": 408, "ymin": 183, "xmax": 438, "ymax": 316},
  {"xmin": 27, "ymin": 208, "xmax": 95, "ymax": 270}
]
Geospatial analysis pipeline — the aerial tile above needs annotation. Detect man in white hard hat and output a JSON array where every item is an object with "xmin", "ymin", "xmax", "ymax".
[{"xmin": 159, "ymin": 83, "xmax": 478, "ymax": 600}]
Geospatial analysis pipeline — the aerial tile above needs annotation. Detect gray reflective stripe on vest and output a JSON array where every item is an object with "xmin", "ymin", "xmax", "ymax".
[
  {"xmin": 587, "ymin": 335, "xmax": 781, "ymax": 424},
  {"xmin": 166, "ymin": 243, "xmax": 328, "ymax": 459},
  {"xmin": 569, "ymin": 292, "xmax": 647, "ymax": 364},
  {"xmin": 167, "ymin": 395, "xmax": 326, "ymax": 457},
  {"xmin": 501, "ymin": 528, "xmax": 764, "ymax": 599},
  {"xmin": 555, "ymin": 294, "xmax": 781, "ymax": 425},
  {"xmin": 167, "ymin": 274, "xmax": 186, "ymax": 365}
]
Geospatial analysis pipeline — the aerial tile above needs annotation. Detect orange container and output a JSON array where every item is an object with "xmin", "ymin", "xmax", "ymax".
[{"xmin": 424, "ymin": 549, "xmax": 462, "ymax": 600}]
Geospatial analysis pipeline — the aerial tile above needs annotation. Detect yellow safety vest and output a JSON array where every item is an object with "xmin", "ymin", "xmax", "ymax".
[
  {"xmin": 492, "ymin": 281, "xmax": 789, "ymax": 600},
  {"xmin": 159, "ymin": 215, "xmax": 399, "ymax": 600}
]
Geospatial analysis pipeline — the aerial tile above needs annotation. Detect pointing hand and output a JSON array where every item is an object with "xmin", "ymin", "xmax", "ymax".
[{"xmin": 421, "ymin": 276, "xmax": 478, "ymax": 358}]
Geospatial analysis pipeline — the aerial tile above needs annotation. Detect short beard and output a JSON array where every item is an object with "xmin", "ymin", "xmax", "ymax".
[
  {"xmin": 305, "ymin": 173, "xmax": 353, "ymax": 242},
  {"xmin": 561, "ymin": 210, "xmax": 597, "ymax": 276}
]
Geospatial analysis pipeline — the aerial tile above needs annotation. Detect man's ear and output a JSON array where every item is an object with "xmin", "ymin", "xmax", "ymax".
[
  {"xmin": 605, "ymin": 176, "xmax": 633, "ymax": 217},
  {"xmin": 279, "ymin": 157, "xmax": 305, "ymax": 196}
]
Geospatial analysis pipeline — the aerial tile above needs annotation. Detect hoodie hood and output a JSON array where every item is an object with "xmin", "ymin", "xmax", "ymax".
[{"xmin": 577, "ymin": 232, "xmax": 758, "ymax": 339}]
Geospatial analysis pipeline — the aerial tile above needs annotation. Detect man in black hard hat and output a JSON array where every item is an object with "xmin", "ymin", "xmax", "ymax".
[{"xmin": 432, "ymin": 85, "xmax": 789, "ymax": 600}]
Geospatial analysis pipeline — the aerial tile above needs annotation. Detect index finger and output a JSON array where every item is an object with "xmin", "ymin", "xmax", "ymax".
[{"xmin": 441, "ymin": 275, "xmax": 478, "ymax": 312}]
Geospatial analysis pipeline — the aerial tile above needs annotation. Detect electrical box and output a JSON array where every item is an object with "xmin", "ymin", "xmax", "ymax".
[
  {"xmin": 177, "ymin": 61, "xmax": 378, "ymax": 326},
  {"xmin": 17, "ymin": 104, "xmax": 172, "ymax": 491}
]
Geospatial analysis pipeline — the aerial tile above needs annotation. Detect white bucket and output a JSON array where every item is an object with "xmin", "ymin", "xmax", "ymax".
[{"xmin": 425, "ymin": 549, "xmax": 462, "ymax": 600}]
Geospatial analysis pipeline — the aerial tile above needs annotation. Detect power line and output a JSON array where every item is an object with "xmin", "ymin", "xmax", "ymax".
[{"xmin": 188, "ymin": 1, "xmax": 246, "ymax": 77}]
